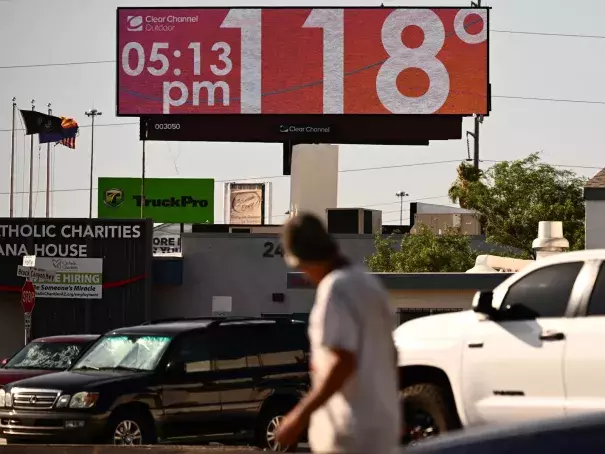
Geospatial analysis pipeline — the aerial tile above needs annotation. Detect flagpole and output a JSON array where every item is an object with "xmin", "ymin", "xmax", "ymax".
[
  {"xmin": 45, "ymin": 103, "xmax": 52, "ymax": 218},
  {"xmin": 28, "ymin": 100, "xmax": 35, "ymax": 218},
  {"xmin": 9, "ymin": 97, "xmax": 16, "ymax": 218},
  {"xmin": 85, "ymin": 108, "xmax": 102, "ymax": 219}
]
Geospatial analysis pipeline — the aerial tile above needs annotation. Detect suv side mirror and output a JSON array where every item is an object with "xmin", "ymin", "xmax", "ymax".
[
  {"xmin": 0, "ymin": 359, "xmax": 7, "ymax": 367},
  {"xmin": 166, "ymin": 361, "xmax": 186, "ymax": 377},
  {"xmin": 472, "ymin": 291, "xmax": 495, "ymax": 316}
]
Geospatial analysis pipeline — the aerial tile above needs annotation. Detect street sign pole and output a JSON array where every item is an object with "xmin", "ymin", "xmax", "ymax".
[{"xmin": 21, "ymin": 279, "xmax": 36, "ymax": 345}]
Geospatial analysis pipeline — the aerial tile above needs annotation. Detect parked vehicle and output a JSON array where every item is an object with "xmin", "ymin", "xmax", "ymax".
[
  {"xmin": 0, "ymin": 316, "xmax": 310, "ymax": 451},
  {"xmin": 406, "ymin": 412, "xmax": 605, "ymax": 453},
  {"xmin": 394, "ymin": 250, "xmax": 605, "ymax": 443},
  {"xmin": 0, "ymin": 335, "xmax": 100, "ymax": 387}
]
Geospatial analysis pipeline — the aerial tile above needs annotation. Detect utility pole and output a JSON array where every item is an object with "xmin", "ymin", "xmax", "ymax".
[
  {"xmin": 46, "ymin": 103, "xmax": 52, "ymax": 218},
  {"xmin": 85, "ymin": 108, "xmax": 102, "ymax": 218},
  {"xmin": 28, "ymin": 100, "xmax": 35, "ymax": 218},
  {"xmin": 470, "ymin": 0, "xmax": 482, "ymax": 169},
  {"xmin": 395, "ymin": 191, "xmax": 409, "ymax": 226}
]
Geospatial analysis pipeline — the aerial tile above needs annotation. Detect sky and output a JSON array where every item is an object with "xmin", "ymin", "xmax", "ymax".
[{"xmin": 0, "ymin": 0, "xmax": 604, "ymax": 225}]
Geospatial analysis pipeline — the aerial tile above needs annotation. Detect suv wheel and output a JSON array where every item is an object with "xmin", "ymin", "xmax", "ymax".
[
  {"xmin": 106, "ymin": 410, "xmax": 155, "ymax": 446},
  {"xmin": 256, "ymin": 402, "xmax": 298, "ymax": 452},
  {"xmin": 401, "ymin": 383, "xmax": 459, "ymax": 445}
]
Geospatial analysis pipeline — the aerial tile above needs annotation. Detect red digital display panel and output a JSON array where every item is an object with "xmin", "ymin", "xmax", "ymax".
[{"xmin": 117, "ymin": 7, "xmax": 489, "ymax": 116}]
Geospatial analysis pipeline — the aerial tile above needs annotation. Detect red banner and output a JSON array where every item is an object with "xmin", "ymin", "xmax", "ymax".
[{"xmin": 117, "ymin": 7, "xmax": 489, "ymax": 116}]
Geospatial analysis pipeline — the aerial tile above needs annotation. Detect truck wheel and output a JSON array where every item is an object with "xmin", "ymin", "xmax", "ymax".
[
  {"xmin": 255, "ymin": 401, "xmax": 298, "ymax": 452},
  {"xmin": 106, "ymin": 409, "xmax": 156, "ymax": 446},
  {"xmin": 401, "ymin": 383, "xmax": 459, "ymax": 445}
]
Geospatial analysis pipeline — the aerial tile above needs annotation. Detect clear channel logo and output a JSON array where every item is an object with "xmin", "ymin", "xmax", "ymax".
[
  {"xmin": 126, "ymin": 16, "xmax": 143, "ymax": 32},
  {"xmin": 126, "ymin": 15, "xmax": 199, "ymax": 33},
  {"xmin": 279, "ymin": 125, "xmax": 331, "ymax": 134}
]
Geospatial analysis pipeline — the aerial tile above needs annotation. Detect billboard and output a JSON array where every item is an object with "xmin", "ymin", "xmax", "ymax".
[
  {"xmin": 141, "ymin": 114, "xmax": 462, "ymax": 144},
  {"xmin": 98, "ymin": 177, "xmax": 214, "ymax": 223},
  {"xmin": 117, "ymin": 7, "xmax": 489, "ymax": 117},
  {"xmin": 226, "ymin": 183, "xmax": 265, "ymax": 225}
]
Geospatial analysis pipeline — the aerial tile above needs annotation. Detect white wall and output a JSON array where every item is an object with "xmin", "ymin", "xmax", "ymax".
[{"xmin": 586, "ymin": 200, "xmax": 605, "ymax": 249}]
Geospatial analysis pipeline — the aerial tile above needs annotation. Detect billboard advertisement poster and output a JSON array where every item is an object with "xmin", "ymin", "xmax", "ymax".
[
  {"xmin": 117, "ymin": 7, "xmax": 489, "ymax": 117},
  {"xmin": 228, "ymin": 183, "xmax": 265, "ymax": 225},
  {"xmin": 98, "ymin": 177, "xmax": 214, "ymax": 224},
  {"xmin": 30, "ymin": 258, "xmax": 103, "ymax": 299}
]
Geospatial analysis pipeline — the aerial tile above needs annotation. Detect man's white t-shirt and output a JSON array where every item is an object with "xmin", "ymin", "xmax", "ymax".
[{"xmin": 307, "ymin": 265, "xmax": 400, "ymax": 454}]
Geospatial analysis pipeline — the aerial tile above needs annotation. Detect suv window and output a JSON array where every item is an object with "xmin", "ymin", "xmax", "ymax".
[
  {"xmin": 171, "ymin": 333, "xmax": 212, "ymax": 373},
  {"xmin": 501, "ymin": 261, "xmax": 584, "ymax": 318},
  {"xmin": 212, "ymin": 325, "xmax": 261, "ymax": 371},
  {"xmin": 587, "ymin": 263, "xmax": 605, "ymax": 316},
  {"xmin": 257, "ymin": 322, "xmax": 308, "ymax": 367}
]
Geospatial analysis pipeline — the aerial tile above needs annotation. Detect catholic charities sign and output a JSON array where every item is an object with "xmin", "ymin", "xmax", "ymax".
[
  {"xmin": 0, "ymin": 223, "xmax": 141, "ymax": 257},
  {"xmin": 30, "ymin": 258, "xmax": 103, "ymax": 299}
]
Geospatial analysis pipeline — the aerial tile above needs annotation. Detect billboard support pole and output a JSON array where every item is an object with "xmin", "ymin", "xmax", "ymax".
[{"xmin": 141, "ymin": 139, "xmax": 146, "ymax": 219}]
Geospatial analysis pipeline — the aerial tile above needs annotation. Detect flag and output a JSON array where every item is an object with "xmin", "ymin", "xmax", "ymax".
[
  {"xmin": 39, "ymin": 116, "xmax": 79, "ymax": 149},
  {"xmin": 19, "ymin": 110, "xmax": 63, "ymax": 135}
]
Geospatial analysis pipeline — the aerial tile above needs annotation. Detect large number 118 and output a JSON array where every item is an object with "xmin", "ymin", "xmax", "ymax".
[{"xmin": 221, "ymin": 8, "xmax": 487, "ymax": 115}]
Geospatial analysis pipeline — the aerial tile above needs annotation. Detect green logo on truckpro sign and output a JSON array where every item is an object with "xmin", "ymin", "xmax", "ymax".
[
  {"xmin": 103, "ymin": 188, "xmax": 124, "ymax": 208},
  {"xmin": 97, "ymin": 177, "xmax": 214, "ymax": 224}
]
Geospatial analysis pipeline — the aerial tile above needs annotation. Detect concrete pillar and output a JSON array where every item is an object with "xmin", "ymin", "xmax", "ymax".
[{"xmin": 289, "ymin": 144, "xmax": 339, "ymax": 222}]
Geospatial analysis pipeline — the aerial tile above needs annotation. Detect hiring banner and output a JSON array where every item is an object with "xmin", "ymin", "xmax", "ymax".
[{"xmin": 29, "ymin": 258, "xmax": 104, "ymax": 299}]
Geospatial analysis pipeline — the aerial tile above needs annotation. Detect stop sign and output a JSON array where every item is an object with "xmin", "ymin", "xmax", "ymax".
[{"xmin": 21, "ymin": 280, "xmax": 35, "ymax": 313}]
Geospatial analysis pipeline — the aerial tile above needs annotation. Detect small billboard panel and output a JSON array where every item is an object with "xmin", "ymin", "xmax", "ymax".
[
  {"xmin": 117, "ymin": 7, "xmax": 489, "ymax": 117},
  {"xmin": 98, "ymin": 177, "xmax": 214, "ymax": 224},
  {"xmin": 226, "ymin": 183, "xmax": 266, "ymax": 225}
]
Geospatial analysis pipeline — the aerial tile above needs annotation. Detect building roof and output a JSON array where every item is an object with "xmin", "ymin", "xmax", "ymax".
[{"xmin": 585, "ymin": 168, "xmax": 605, "ymax": 188}]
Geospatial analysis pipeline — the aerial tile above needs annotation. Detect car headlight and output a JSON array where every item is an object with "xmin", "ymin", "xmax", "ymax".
[
  {"xmin": 0, "ymin": 389, "xmax": 5, "ymax": 408},
  {"xmin": 69, "ymin": 392, "xmax": 99, "ymax": 409},
  {"xmin": 55, "ymin": 394, "xmax": 71, "ymax": 409}
]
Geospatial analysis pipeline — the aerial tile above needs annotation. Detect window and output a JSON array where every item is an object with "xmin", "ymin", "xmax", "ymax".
[
  {"xmin": 587, "ymin": 263, "xmax": 605, "ymax": 316},
  {"xmin": 257, "ymin": 322, "xmax": 309, "ymax": 367},
  {"xmin": 171, "ymin": 333, "xmax": 212, "ymax": 373},
  {"xmin": 397, "ymin": 308, "xmax": 463, "ymax": 326},
  {"xmin": 501, "ymin": 261, "xmax": 584, "ymax": 318},
  {"xmin": 212, "ymin": 325, "xmax": 261, "ymax": 371},
  {"xmin": 5, "ymin": 342, "xmax": 86, "ymax": 370}
]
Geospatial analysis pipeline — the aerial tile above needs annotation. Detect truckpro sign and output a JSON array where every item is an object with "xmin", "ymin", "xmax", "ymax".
[{"xmin": 98, "ymin": 177, "xmax": 214, "ymax": 223}]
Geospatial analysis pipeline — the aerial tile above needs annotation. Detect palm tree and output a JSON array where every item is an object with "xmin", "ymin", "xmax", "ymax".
[{"xmin": 448, "ymin": 162, "xmax": 481, "ymax": 209}]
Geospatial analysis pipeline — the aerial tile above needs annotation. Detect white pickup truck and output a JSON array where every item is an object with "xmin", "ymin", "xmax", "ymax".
[{"xmin": 394, "ymin": 249, "xmax": 605, "ymax": 442}]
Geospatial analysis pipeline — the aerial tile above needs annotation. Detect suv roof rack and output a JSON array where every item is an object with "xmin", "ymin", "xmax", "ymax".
[{"xmin": 140, "ymin": 315, "xmax": 302, "ymax": 326}]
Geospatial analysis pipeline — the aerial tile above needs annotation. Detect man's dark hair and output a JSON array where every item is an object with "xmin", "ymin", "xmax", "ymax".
[{"xmin": 283, "ymin": 212, "xmax": 341, "ymax": 263}]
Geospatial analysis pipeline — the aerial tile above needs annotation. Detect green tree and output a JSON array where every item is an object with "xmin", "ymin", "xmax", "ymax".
[
  {"xmin": 448, "ymin": 153, "xmax": 586, "ymax": 256},
  {"xmin": 366, "ymin": 224, "xmax": 477, "ymax": 273}
]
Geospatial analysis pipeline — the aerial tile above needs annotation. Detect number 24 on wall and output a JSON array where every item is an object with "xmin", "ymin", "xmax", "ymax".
[{"xmin": 263, "ymin": 242, "xmax": 284, "ymax": 258}]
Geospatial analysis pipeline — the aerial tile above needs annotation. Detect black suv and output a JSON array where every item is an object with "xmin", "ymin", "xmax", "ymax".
[{"xmin": 0, "ymin": 317, "xmax": 310, "ymax": 451}]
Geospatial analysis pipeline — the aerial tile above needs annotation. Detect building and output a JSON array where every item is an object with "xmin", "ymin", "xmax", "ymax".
[{"xmin": 584, "ymin": 168, "xmax": 605, "ymax": 249}]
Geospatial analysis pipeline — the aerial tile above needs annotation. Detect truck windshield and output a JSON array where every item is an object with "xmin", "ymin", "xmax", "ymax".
[
  {"xmin": 73, "ymin": 335, "xmax": 172, "ymax": 372},
  {"xmin": 5, "ymin": 342, "xmax": 84, "ymax": 370}
]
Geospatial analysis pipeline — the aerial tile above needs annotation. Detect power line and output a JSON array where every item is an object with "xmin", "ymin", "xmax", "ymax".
[
  {"xmin": 1, "ymin": 158, "xmax": 600, "ymax": 198},
  {"xmin": 491, "ymin": 29, "xmax": 605, "ymax": 39},
  {"xmin": 0, "ymin": 27, "xmax": 603, "ymax": 71}
]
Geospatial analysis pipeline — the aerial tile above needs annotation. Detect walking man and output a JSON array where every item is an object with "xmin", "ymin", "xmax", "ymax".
[{"xmin": 275, "ymin": 212, "xmax": 400, "ymax": 453}]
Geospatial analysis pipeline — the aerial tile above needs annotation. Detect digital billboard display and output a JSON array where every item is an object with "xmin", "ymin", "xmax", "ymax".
[{"xmin": 117, "ymin": 7, "xmax": 489, "ymax": 117}]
